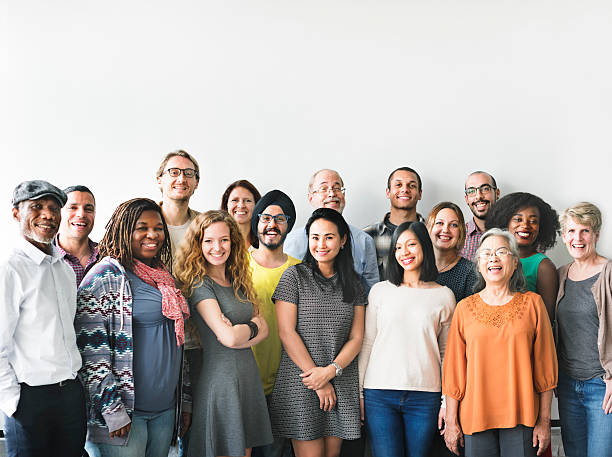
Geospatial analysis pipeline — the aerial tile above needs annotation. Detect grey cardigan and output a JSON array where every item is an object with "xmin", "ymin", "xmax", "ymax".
[{"xmin": 555, "ymin": 260, "xmax": 612, "ymax": 380}]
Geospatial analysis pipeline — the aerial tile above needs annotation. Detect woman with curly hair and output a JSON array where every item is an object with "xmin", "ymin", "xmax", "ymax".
[
  {"xmin": 76, "ymin": 198, "xmax": 190, "ymax": 457},
  {"xmin": 486, "ymin": 192, "xmax": 560, "ymax": 321},
  {"xmin": 220, "ymin": 179, "xmax": 262, "ymax": 249},
  {"xmin": 174, "ymin": 210, "xmax": 272, "ymax": 457}
]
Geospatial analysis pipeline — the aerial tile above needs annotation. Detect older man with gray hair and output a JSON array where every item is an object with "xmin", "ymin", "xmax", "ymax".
[
  {"xmin": 0, "ymin": 180, "xmax": 86, "ymax": 457},
  {"xmin": 284, "ymin": 169, "xmax": 379, "ymax": 292}
]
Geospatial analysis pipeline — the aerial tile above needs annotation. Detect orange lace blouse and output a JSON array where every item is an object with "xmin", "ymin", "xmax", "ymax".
[{"xmin": 442, "ymin": 291, "xmax": 558, "ymax": 434}]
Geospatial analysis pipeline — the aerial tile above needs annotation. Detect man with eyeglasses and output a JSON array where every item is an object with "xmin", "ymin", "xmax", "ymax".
[
  {"xmin": 249, "ymin": 190, "xmax": 300, "ymax": 457},
  {"xmin": 363, "ymin": 167, "xmax": 424, "ymax": 281},
  {"xmin": 460, "ymin": 171, "xmax": 500, "ymax": 261},
  {"xmin": 156, "ymin": 150, "xmax": 201, "ymax": 455},
  {"xmin": 284, "ymin": 169, "xmax": 379, "ymax": 292}
]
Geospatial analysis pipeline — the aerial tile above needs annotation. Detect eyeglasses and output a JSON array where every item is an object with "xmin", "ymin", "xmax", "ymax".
[
  {"xmin": 311, "ymin": 186, "xmax": 346, "ymax": 195},
  {"xmin": 478, "ymin": 247, "xmax": 513, "ymax": 259},
  {"xmin": 465, "ymin": 184, "xmax": 495, "ymax": 196},
  {"xmin": 258, "ymin": 213, "xmax": 290, "ymax": 224},
  {"xmin": 163, "ymin": 168, "xmax": 198, "ymax": 179}
]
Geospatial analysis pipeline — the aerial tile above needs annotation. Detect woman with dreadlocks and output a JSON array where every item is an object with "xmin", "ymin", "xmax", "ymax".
[{"xmin": 75, "ymin": 198, "xmax": 191, "ymax": 457}]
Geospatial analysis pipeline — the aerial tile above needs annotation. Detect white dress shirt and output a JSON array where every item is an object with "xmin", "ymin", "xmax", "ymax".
[{"xmin": 0, "ymin": 237, "xmax": 82, "ymax": 417}]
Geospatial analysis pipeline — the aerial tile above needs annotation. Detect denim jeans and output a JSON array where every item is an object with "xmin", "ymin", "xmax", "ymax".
[
  {"xmin": 557, "ymin": 369, "xmax": 612, "ymax": 457},
  {"xmin": 364, "ymin": 389, "xmax": 440, "ymax": 457},
  {"xmin": 3, "ymin": 378, "xmax": 86, "ymax": 457},
  {"xmin": 87, "ymin": 408, "xmax": 175, "ymax": 457}
]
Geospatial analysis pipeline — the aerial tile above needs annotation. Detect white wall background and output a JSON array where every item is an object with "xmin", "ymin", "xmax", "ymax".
[{"xmin": 3, "ymin": 0, "xmax": 612, "ymax": 265}]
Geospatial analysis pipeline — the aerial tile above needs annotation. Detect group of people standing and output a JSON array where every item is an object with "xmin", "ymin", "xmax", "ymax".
[{"xmin": 1, "ymin": 151, "xmax": 610, "ymax": 457}]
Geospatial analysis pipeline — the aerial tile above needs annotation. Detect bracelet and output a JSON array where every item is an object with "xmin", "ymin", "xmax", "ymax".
[{"xmin": 246, "ymin": 320, "xmax": 259, "ymax": 340}]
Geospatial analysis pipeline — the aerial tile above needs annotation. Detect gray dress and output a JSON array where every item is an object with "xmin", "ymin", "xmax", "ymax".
[
  {"xmin": 187, "ymin": 277, "xmax": 272, "ymax": 457},
  {"xmin": 269, "ymin": 264, "xmax": 367, "ymax": 441}
]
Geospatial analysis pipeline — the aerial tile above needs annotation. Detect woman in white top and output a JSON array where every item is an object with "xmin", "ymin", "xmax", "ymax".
[{"xmin": 358, "ymin": 221, "xmax": 456, "ymax": 457}]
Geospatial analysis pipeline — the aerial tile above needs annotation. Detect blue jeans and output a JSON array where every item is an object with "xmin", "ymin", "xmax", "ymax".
[
  {"xmin": 3, "ymin": 378, "xmax": 86, "ymax": 457},
  {"xmin": 364, "ymin": 389, "xmax": 440, "ymax": 457},
  {"xmin": 87, "ymin": 408, "xmax": 175, "ymax": 457},
  {"xmin": 557, "ymin": 369, "xmax": 612, "ymax": 457}
]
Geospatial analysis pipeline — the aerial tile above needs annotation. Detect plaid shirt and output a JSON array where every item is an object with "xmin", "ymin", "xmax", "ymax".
[
  {"xmin": 54, "ymin": 237, "xmax": 99, "ymax": 286},
  {"xmin": 459, "ymin": 218, "xmax": 483, "ymax": 261},
  {"xmin": 363, "ymin": 212, "xmax": 424, "ymax": 281}
]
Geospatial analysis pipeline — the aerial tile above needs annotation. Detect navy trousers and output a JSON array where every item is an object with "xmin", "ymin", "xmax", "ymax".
[{"xmin": 3, "ymin": 378, "xmax": 87, "ymax": 457}]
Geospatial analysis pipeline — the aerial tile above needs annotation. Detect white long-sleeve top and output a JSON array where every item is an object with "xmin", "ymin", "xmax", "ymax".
[
  {"xmin": 358, "ymin": 281, "xmax": 456, "ymax": 395},
  {"xmin": 0, "ymin": 237, "xmax": 82, "ymax": 416}
]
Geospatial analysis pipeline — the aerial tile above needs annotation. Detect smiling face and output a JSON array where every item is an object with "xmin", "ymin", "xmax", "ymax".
[
  {"xmin": 13, "ymin": 197, "xmax": 61, "ymax": 250},
  {"xmin": 394, "ymin": 229, "xmax": 423, "ymax": 272},
  {"xmin": 130, "ymin": 210, "xmax": 165, "ymax": 265},
  {"xmin": 308, "ymin": 218, "xmax": 346, "ymax": 269},
  {"xmin": 227, "ymin": 186, "xmax": 255, "ymax": 225},
  {"xmin": 60, "ymin": 191, "xmax": 95, "ymax": 242},
  {"xmin": 477, "ymin": 235, "xmax": 518, "ymax": 286},
  {"xmin": 202, "ymin": 221, "xmax": 231, "ymax": 268},
  {"xmin": 386, "ymin": 170, "xmax": 422, "ymax": 211},
  {"xmin": 157, "ymin": 155, "xmax": 199, "ymax": 202},
  {"xmin": 257, "ymin": 204, "xmax": 289, "ymax": 250},
  {"xmin": 308, "ymin": 170, "xmax": 346, "ymax": 213},
  {"xmin": 562, "ymin": 217, "xmax": 599, "ymax": 261},
  {"xmin": 508, "ymin": 206, "xmax": 540, "ymax": 249},
  {"xmin": 464, "ymin": 172, "xmax": 499, "ymax": 220},
  {"xmin": 429, "ymin": 207, "xmax": 461, "ymax": 252}
]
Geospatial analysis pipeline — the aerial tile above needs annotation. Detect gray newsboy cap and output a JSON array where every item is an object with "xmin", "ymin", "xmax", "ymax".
[{"xmin": 12, "ymin": 180, "xmax": 67, "ymax": 208}]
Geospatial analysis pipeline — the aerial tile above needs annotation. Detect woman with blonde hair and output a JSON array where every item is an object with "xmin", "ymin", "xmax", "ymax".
[
  {"xmin": 555, "ymin": 202, "xmax": 612, "ymax": 456},
  {"xmin": 174, "ymin": 210, "xmax": 272, "ymax": 457}
]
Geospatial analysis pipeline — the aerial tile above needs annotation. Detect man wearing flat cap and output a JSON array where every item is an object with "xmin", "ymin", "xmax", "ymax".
[
  {"xmin": 0, "ymin": 180, "xmax": 86, "ymax": 457},
  {"xmin": 250, "ymin": 190, "xmax": 300, "ymax": 457}
]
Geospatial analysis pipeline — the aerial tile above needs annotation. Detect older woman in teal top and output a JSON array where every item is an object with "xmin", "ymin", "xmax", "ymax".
[{"xmin": 486, "ymin": 192, "xmax": 560, "ymax": 322}]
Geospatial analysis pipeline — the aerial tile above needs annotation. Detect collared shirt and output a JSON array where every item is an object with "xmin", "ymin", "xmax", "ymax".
[
  {"xmin": 459, "ymin": 218, "xmax": 484, "ymax": 261},
  {"xmin": 0, "ymin": 238, "xmax": 82, "ymax": 417},
  {"xmin": 283, "ymin": 224, "xmax": 380, "ymax": 292},
  {"xmin": 363, "ymin": 212, "xmax": 424, "ymax": 281},
  {"xmin": 54, "ymin": 236, "xmax": 99, "ymax": 286}
]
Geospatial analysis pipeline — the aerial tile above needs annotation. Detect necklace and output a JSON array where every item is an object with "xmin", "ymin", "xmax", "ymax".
[{"xmin": 438, "ymin": 255, "xmax": 459, "ymax": 272}]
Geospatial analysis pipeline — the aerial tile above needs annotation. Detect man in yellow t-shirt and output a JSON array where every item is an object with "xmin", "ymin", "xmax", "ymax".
[{"xmin": 250, "ymin": 190, "xmax": 300, "ymax": 457}]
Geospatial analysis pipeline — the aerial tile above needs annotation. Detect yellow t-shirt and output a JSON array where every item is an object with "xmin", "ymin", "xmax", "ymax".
[{"xmin": 250, "ymin": 252, "xmax": 301, "ymax": 395}]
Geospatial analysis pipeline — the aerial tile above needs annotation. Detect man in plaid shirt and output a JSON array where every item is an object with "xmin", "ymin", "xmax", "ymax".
[
  {"xmin": 363, "ymin": 167, "xmax": 424, "ymax": 281},
  {"xmin": 459, "ymin": 171, "xmax": 500, "ymax": 261}
]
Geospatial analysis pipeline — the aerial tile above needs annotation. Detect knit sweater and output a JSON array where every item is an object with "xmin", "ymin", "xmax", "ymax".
[{"xmin": 76, "ymin": 257, "xmax": 188, "ymax": 445}]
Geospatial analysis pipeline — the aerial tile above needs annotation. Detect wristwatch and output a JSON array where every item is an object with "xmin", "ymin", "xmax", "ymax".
[{"xmin": 331, "ymin": 361, "xmax": 343, "ymax": 377}]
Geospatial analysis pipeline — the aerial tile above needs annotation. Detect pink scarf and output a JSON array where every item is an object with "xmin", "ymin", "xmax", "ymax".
[{"xmin": 133, "ymin": 259, "xmax": 190, "ymax": 346}]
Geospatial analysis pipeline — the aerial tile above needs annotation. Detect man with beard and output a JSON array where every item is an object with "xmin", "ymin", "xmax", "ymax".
[
  {"xmin": 55, "ymin": 185, "xmax": 99, "ymax": 285},
  {"xmin": 156, "ymin": 150, "xmax": 201, "ymax": 455},
  {"xmin": 364, "ymin": 167, "xmax": 424, "ymax": 281},
  {"xmin": 284, "ymin": 169, "xmax": 379, "ymax": 292},
  {"xmin": 249, "ymin": 190, "xmax": 300, "ymax": 457},
  {"xmin": 460, "ymin": 171, "xmax": 500, "ymax": 260},
  {"xmin": 0, "ymin": 180, "xmax": 86, "ymax": 457}
]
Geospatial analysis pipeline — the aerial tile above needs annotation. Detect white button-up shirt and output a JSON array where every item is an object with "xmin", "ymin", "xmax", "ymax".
[{"xmin": 0, "ymin": 237, "xmax": 82, "ymax": 417}]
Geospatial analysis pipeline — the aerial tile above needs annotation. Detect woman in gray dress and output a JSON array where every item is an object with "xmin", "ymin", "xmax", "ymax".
[
  {"xmin": 270, "ymin": 208, "xmax": 366, "ymax": 457},
  {"xmin": 175, "ymin": 210, "xmax": 272, "ymax": 457}
]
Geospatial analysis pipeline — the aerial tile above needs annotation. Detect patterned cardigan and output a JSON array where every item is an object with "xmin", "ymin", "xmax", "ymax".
[{"xmin": 76, "ymin": 256, "xmax": 188, "ymax": 445}]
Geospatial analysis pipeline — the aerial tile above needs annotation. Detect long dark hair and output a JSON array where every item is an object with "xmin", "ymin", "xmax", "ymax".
[
  {"xmin": 387, "ymin": 221, "xmax": 438, "ymax": 286},
  {"xmin": 302, "ymin": 208, "xmax": 361, "ymax": 303},
  {"xmin": 220, "ymin": 179, "xmax": 262, "ymax": 248},
  {"xmin": 98, "ymin": 198, "xmax": 171, "ymax": 272}
]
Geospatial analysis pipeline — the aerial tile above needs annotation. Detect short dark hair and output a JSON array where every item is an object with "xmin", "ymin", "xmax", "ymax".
[
  {"xmin": 220, "ymin": 179, "xmax": 262, "ymax": 247},
  {"xmin": 156, "ymin": 150, "xmax": 200, "ymax": 181},
  {"xmin": 387, "ymin": 221, "xmax": 438, "ymax": 286},
  {"xmin": 303, "ymin": 208, "xmax": 361, "ymax": 303},
  {"xmin": 485, "ymin": 192, "xmax": 560, "ymax": 252},
  {"xmin": 387, "ymin": 167, "xmax": 422, "ymax": 191},
  {"xmin": 466, "ymin": 171, "xmax": 497, "ymax": 189},
  {"xmin": 63, "ymin": 185, "xmax": 95, "ymax": 203}
]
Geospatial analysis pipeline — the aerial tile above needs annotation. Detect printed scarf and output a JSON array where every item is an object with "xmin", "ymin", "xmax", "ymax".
[{"xmin": 133, "ymin": 259, "xmax": 190, "ymax": 346}]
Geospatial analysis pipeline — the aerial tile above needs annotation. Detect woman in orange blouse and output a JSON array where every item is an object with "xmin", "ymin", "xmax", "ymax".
[{"xmin": 442, "ymin": 228, "xmax": 557, "ymax": 457}]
